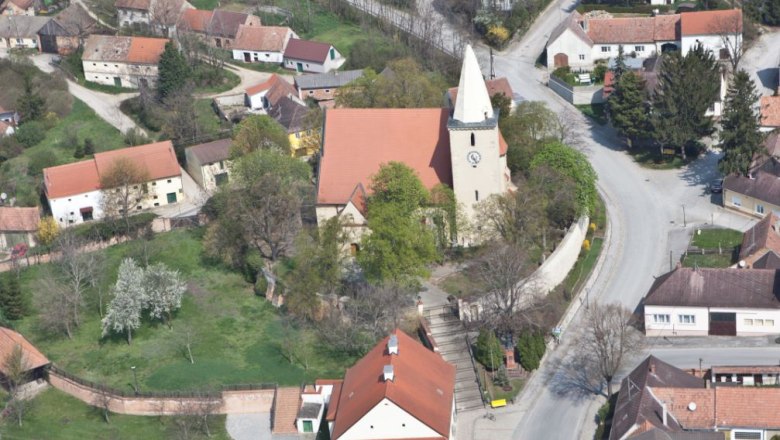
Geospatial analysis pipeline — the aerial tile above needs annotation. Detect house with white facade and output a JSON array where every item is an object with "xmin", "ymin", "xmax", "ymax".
[
  {"xmin": 231, "ymin": 25, "xmax": 296, "ymax": 64},
  {"xmin": 283, "ymin": 38, "xmax": 344, "ymax": 73},
  {"xmin": 43, "ymin": 141, "xmax": 183, "ymax": 227},
  {"xmin": 643, "ymin": 266, "xmax": 780, "ymax": 337},
  {"xmin": 82, "ymin": 35, "xmax": 168, "ymax": 88},
  {"xmin": 184, "ymin": 138, "xmax": 231, "ymax": 193}
]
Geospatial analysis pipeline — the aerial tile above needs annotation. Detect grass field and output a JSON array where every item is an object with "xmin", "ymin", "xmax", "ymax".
[
  {"xmin": 0, "ymin": 388, "xmax": 230, "ymax": 440},
  {"xmin": 15, "ymin": 229, "xmax": 356, "ymax": 392}
]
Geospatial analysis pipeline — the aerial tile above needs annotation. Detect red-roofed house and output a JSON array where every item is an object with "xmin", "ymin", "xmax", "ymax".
[
  {"xmin": 81, "ymin": 35, "xmax": 168, "ymax": 88},
  {"xmin": 283, "ymin": 38, "xmax": 344, "ymax": 73},
  {"xmin": 43, "ymin": 141, "xmax": 183, "ymax": 227}
]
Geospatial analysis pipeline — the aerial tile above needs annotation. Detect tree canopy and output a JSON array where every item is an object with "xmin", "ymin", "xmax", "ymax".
[{"xmin": 718, "ymin": 70, "xmax": 764, "ymax": 176}]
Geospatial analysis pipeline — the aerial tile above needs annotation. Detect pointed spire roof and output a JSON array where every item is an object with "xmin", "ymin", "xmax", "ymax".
[{"xmin": 453, "ymin": 45, "xmax": 493, "ymax": 124}]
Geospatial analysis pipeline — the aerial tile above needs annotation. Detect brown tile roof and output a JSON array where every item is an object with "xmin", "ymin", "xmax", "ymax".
[
  {"xmin": 272, "ymin": 386, "xmax": 301, "ymax": 434},
  {"xmin": 0, "ymin": 207, "xmax": 40, "ymax": 232},
  {"xmin": 715, "ymin": 387, "xmax": 780, "ymax": 429},
  {"xmin": 644, "ymin": 267, "xmax": 780, "ymax": 309},
  {"xmin": 651, "ymin": 387, "xmax": 715, "ymax": 429},
  {"xmin": 44, "ymin": 141, "xmax": 180, "ymax": 199},
  {"xmin": 0, "ymin": 327, "xmax": 49, "ymax": 374},
  {"xmin": 232, "ymin": 25, "xmax": 291, "ymax": 52},
  {"xmin": 284, "ymin": 38, "xmax": 334, "ymax": 63},
  {"xmin": 739, "ymin": 212, "xmax": 780, "ymax": 260},
  {"xmin": 586, "ymin": 14, "xmax": 680, "ymax": 44},
  {"xmin": 448, "ymin": 77, "xmax": 514, "ymax": 106},
  {"xmin": 680, "ymin": 9, "xmax": 742, "ymax": 36},
  {"xmin": 114, "ymin": 0, "xmax": 150, "ymax": 11},
  {"xmin": 185, "ymin": 138, "xmax": 231, "ymax": 165},
  {"xmin": 317, "ymin": 108, "xmax": 453, "ymax": 206},
  {"xmin": 330, "ymin": 329, "xmax": 455, "ymax": 440},
  {"xmin": 761, "ymin": 95, "xmax": 780, "ymax": 127},
  {"xmin": 82, "ymin": 35, "xmax": 168, "ymax": 64}
]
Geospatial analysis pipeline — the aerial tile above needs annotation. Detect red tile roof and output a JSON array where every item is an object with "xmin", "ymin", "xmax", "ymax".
[
  {"xmin": 0, "ymin": 327, "xmax": 49, "ymax": 374},
  {"xmin": 284, "ymin": 38, "xmax": 333, "ymax": 63},
  {"xmin": 330, "ymin": 329, "xmax": 455, "ymax": 440},
  {"xmin": 448, "ymin": 77, "xmax": 514, "ymax": 106},
  {"xmin": 761, "ymin": 95, "xmax": 780, "ymax": 127},
  {"xmin": 233, "ymin": 25, "xmax": 291, "ymax": 52},
  {"xmin": 680, "ymin": 9, "xmax": 742, "ymax": 36},
  {"xmin": 0, "ymin": 207, "xmax": 40, "ymax": 232}
]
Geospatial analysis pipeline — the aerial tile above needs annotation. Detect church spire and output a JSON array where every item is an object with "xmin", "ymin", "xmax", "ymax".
[{"xmin": 453, "ymin": 45, "xmax": 493, "ymax": 124}]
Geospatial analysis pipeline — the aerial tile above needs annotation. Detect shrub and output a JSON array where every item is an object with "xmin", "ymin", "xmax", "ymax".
[{"xmin": 14, "ymin": 121, "xmax": 46, "ymax": 147}]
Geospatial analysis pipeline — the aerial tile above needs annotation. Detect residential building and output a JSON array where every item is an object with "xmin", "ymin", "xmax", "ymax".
[
  {"xmin": 294, "ymin": 69, "xmax": 364, "ymax": 105},
  {"xmin": 738, "ymin": 212, "xmax": 780, "ymax": 269},
  {"xmin": 545, "ymin": 9, "xmax": 742, "ymax": 71},
  {"xmin": 723, "ymin": 133, "xmax": 780, "ymax": 217},
  {"xmin": 643, "ymin": 266, "xmax": 780, "ymax": 337},
  {"xmin": 0, "ymin": 15, "xmax": 49, "ymax": 49},
  {"xmin": 0, "ymin": 0, "xmax": 38, "ymax": 16},
  {"xmin": 283, "ymin": 38, "xmax": 344, "ymax": 73},
  {"xmin": 178, "ymin": 8, "xmax": 260, "ymax": 49},
  {"xmin": 43, "ymin": 141, "xmax": 183, "ymax": 227},
  {"xmin": 184, "ymin": 138, "xmax": 231, "ymax": 193},
  {"xmin": 231, "ymin": 25, "xmax": 296, "ymax": 64},
  {"xmin": 38, "ymin": 4, "xmax": 99, "ymax": 55},
  {"xmin": 81, "ymin": 35, "xmax": 168, "ymax": 88},
  {"xmin": 115, "ymin": 0, "xmax": 192, "ymax": 33},
  {"xmin": 760, "ymin": 95, "xmax": 780, "ymax": 132},
  {"xmin": 316, "ymin": 45, "xmax": 510, "ymax": 245},
  {"xmin": 611, "ymin": 355, "xmax": 780, "ymax": 440},
  {"xmin": 446, "ymin": 76, "xmax": 515, "ymax": 111},
  {"xmin": 0, "ymin": 327, "xmax": 50, "ymax": 383},
  {"xmin": 0, "ymin": 207, "xmax": 39, "ymax": 249}
]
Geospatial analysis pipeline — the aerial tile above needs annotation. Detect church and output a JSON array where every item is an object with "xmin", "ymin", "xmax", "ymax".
[{"xmin": 315, "ymin": 45, "xmax": 512, "ymax": 245}]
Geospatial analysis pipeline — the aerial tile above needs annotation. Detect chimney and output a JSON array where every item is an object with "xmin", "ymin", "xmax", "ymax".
[
  {"xmin": 383, "ymin": 364, "xmax": 395, "ymax": 382},
  {"xmin": 661, "ymin": 402, "xmax": 668, "ymax": 426},
  {"xmin": 388, "ymin": 334, "xmax": 399, "ymax": 355}
]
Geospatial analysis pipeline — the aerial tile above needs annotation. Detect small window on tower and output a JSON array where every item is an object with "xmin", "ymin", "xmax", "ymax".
[
  {"xmin": 475, "ymin": 190, "xmax": 479, "ymax": 201},
  {"xmin": 470, "ymin": 132, "xmax": 475, "ymax": 146}
]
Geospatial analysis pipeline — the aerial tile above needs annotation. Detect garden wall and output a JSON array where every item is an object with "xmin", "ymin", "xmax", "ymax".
[{"xmin": 548, "ymin": 75, "xmax": 605, "ymax": 105}]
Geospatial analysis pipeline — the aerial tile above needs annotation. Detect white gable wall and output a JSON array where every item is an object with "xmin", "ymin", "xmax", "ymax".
[{"xmin": 337, "ymin": 397, "xmax": 443, "ymax": 440}]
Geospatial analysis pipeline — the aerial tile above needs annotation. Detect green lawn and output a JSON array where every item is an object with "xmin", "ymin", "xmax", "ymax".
[
  {"xmin": 576, "ymin": 103, "xmax": 608, "ymax": 126},
  {"xmin": 15, "ymin": 229, "xmax": 356, "ymax": 392},
  {"xmin": 0, "ymin": 388, "xmax": 230, "ymax": 440},
  {"xmin": 691, "ymin": 228, "xmax": 742, "ymax": 249}
]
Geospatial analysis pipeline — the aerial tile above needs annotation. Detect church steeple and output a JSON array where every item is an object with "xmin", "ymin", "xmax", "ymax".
[{"xmin": 452, "ymin": 45, "xmax": 493, "ymax": 124}]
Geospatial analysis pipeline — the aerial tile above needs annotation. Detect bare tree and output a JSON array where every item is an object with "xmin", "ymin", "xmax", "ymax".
[
  {"xmin": 711, "ymin": 10, "xmax": 744, "ymax": 71},
  {"xmin": 3, "ymin": 344, "xmax": 30, "ymax": 426},
  {"xmin": 99, "ymin": 157, "xmax": 151, "ymax": 236},
  {"xmin": 583, "ymin": 302, "xmax": 644, "ymax": 397}
]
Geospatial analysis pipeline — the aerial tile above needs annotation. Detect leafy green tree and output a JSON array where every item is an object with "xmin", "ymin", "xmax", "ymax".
[
  {"xmin": 607, "ymin": 71, "xmax": 650, "ymax": 147},
  {"xmin": 232, "ymin": 115, "xmax": 291, "ymax": 156},
  {"xmin": 16, "ymin": 75, "xmax": 45, "ymax": 122},
  {"xmin": 719, "ymin": 70, "xmax": 764, "ymax": 176},
  {"xmin": 530, "ymin": 142, "xmax": 597, "ymax": 215},
  {"xmin": 475, "ymin": 329, "xmax": 504, "ymax": 371},
  {"xmin": 0, "ymin": 275, "xmax": 24, "ymax": 320},
  {"xmin": 651, "ymin": 45, "xmax": 719, "ymax": 159},
  {"xmin": 157, "ymin": 41, "xmax": 191, "ymax": 99},
  {"xmin": 516, "ymin": 330, "xmax": 546, "ymax": 371}
]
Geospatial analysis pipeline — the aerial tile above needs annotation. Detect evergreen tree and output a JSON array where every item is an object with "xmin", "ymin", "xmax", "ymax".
[
  {"xmin": 157, "ymin": 41, "xmax": 191, "ymax": 100},
  {"xmin": 16, "ymin": 75, "xmax": 45, "ymax": 122},
  {"xmin": 718, "ymin": 70, "xmax": 764, "ymax": 176},
  {"xmin": 607, "ymin": 71, "xmax": 650, "ymax": 147},
  {"xmin": 0, "ymin": 275, "xmax": 25, "ymax": 320},
  {"xmin": 651, "ymin": 45, "xmax": 719, "ymax": 159},
  {"xmin": 613, "ymin": 45, "xmax": 628, "ymax": 83},
  {"xmin": 83, "ymin": 138, "xmax": 95, "ymax": 156}
]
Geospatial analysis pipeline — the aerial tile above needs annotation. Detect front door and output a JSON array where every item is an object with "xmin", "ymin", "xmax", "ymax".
[
  {"xmin": 113, "ymin": 77, "xmax": 121, "ymax": 87},
  {"xmin": 709, "ymin": 312, "xmax": 736, "ymax": 336},
  {"xmin": 296, "ymin": 62, "xmax": 303, "ymax": 73},
  {"xmin": 166, "ymin": 192, "xmax": 177, "ymax": 204}
]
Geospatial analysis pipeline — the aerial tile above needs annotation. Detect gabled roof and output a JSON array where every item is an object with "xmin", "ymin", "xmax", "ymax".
[
  {"xmin": 232, "ymin": 25, "xmax": 291, "ymax": 52},
  {"xmin": 283, "ymin": 38, "xmax": 334, "ymax": 63},
  {"xmin": 0, "ymin": 327, "xmax": 50, "ymax": 375},
  {"xmin": 680, "ymin": 9, "xmax": 742, "ymax": 36},
  {"xmin": 114, "ymin": 0, "xmax": 150, "ymax": 11},
  {"xmin": 82, "ymin": 35, "xmax": 168, "ymax": 64},
  {"xmin": 0, "ymin": 207, "xmax": 39, "ymax": 232},
  {"xmin": 739, "ymin": 212, "xmax": 780, "ymax": 261},
  {"xmin": 294, "ymin": 69, "xmax": 364, "ymax": 90},
  {"xmin": 644, "ymin": 267, "xmax": 780, "ymax": 309},
  {"xmin": 330, "ymin": 329, "xmax": 455, "ymax": 440},
  {"xmin": 761, "ymin": 95, "xmax": 780, "ymax": 128},
  {"xmin": 185, "ymin": 138, "xmax": 231, "ymax": 165}
]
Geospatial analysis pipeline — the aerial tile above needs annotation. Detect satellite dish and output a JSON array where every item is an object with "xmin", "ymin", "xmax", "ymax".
[{"xmin": 0, "ymin": 193, "xmax": 6, "ymax": 201}]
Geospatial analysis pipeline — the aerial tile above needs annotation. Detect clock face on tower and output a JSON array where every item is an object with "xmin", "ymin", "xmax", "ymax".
[{"xmin": 466, "ymin": 150, "xmax": 481, "ymax": 166}]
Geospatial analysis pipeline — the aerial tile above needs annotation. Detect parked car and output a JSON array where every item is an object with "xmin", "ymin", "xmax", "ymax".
[{"xmin": 709, "ymin": 179, "xmax": 723, "ymax": 193}]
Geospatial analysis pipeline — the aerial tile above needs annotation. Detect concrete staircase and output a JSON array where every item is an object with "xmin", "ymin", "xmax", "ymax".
[{"xmin": 424, "ymin": 305, "xmax": 484, "ymax": 413}]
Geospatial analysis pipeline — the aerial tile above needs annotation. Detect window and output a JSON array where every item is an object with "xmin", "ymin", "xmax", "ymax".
[
  {"xmin": 578, "ymin": 54, "xmax": 585, "ymax": 60},
  {"xmin": 601, "ymin": 46, "xmax": 611, "ymax": 53},
  {"xmin": 756, "ymin": 204, "xmax": 765, "ymax": 214},
  {"xmin": 732, "ymin": 196, "xmax": 742, "ymax": 207},
  {"xmin": 744, "ymin": 318, "xmax": 754, "ymax": 326},
  {"xmin": 635, "ymin": 45, "xmax": 645, "ymax": 52},
  {"xmin": 652, "ymin": 314, "xmax": 670, "ymax": 324},
  {"xmin": 678, "ymin": 315, "xmax": 695, "ymax": 324},
  {"xmin": 470, "ymin": 132, "xmax": 475, "ymax": 146}
]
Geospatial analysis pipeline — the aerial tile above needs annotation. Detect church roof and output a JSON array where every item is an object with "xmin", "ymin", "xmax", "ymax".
[{"xmin": 452, "ymin": 45, "xmax": 494, "ymax": 124}]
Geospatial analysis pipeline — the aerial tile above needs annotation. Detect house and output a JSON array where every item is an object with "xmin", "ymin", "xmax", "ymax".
[
  {"xmin": 738, "ymin": 212, "xmax": 780, "ymax": 269},
  {"xmin": 0, "ymin": 15, "xmax": 49, "ymax": 49},
  {"xmin": 38, "ymin": 4, "xmax": 100, "ymax": 55},
  {"xmin": 723, "ymin": 133, "xmax": 780, "ymax": 217},
  {"xmin": 316, "ymin": 45, "xmax": 510, "ymax": 245},
  {"xmin": 283, "ymin": 38, "xmax": 345, "ymax": 73},
  {"xmin": 268, "ymin": 95, "xmax": 315, "ymax": 157},
  {"xmin": 760, "ymin": 95, "xmax": 780, "ymax": 132},
  {"xmin": 643, "ymin": 266, "xmax": 780, "ymax": 337},
  {"xmin": 545, "ymin": 9, "xmax": 742, "ymax": 71},
  {"xmin": 231, "ymin": 25, "xmax": 296, "ymax": 64},
  {"xmin": 0, "ymin": 327, "xmax": 50, "ymax": 383},
  {"xmin": 178, "ymin": 8, "xmax": 260, "ymax": 49},
  {"xmin": 311, "ymin": 329, "xmax": 457, "ymax": 440},
  {"xmin": 184, "ymin": 138, "xmax": 231, "ymax": 193},
  {"xmin": 244, "ymin": 73, "xmax": 300, "ymax": 112},
  {"xmin": 0, "ymin": 207, "xmax": 39, "ymax": 249},
  {"xmin": 611, "ymin": 355, "xmax": 780, "ymax": 440},
  {"xmin": 293, "ymin": 68, "xmax": 364, "ymax": 104},
  {"xmin": 43, "ymin": 141, "xmax": 183, "ymax": 227},
  {"xmin": 81, "ymin": 35, "xmax": 168, "ymax": 89},
  {"xmin": 0, "ymin": 0, "xmax": 38, "ymax": 16},
  {"xmin": 446, "ymin": 76, "xmax": 515, "ymax": 111},
  {"xmin": 115, "ymin": 0, "xmax": 192, "ymax": 34}
]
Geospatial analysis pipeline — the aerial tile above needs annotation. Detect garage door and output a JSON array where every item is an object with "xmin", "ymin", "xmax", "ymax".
[{"xmin": 709, "ymin": 312, "xmax": 736, "ymax": 336}]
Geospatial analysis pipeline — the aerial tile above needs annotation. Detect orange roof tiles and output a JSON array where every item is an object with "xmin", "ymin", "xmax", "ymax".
[
  {"xmin": 0, "ymin": 207, "xmax": 40, "ymax": 232},
  {"xmin": 233, "ymin": 25, "xmax": 291, "ymax": 52},
  {"xmin": 680, "ymin": 9, "xmax": 742, "ymax": 36},
  {"xmin": 317, "ymin": 108, "xmax": 453, "ymax": 206},
  {"xmin": 272, "ymin": 387, "xmax": 301, "ymax": 434},
  {"xmin": 330, "ymin": 329, "xmax": 455, "ymax": 440},
  {"xmin": 761, "ymin": 95, "xmax": 780, "ymax": 127},
  {"xmin": 0, "ymin": 327, "xmax": 49, "ymax": 374}
]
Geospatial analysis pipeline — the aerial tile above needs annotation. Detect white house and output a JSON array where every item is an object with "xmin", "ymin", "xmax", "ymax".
[
  {"xmin": 82, "ymin": 35, "xmax": 168, "ymax": 89},
  {"xmin": 643, "ymin": 266, "xmax": 780, "ymax": 337},
  {"xmin": 184, "ymin": 138, "xmax": 231, "ymax": 193},
  {"xmin": 283, "ymin": 38, "xmax": 344, "ymax": 73},
  {"xmin": 43, "ymin": 141, "xmax": 183, "ymax": 228},
  {"xmin": 231, "ymin": 25, "xmax": 296, "ymax": 64}
]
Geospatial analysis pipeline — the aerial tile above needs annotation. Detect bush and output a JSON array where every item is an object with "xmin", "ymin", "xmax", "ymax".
[
  {"xmin": 14, "ymin": 121, "xmax": 46, "ymax": 147},
  {"xmin": 516, "ymin": 330, "xmax": 546, "ymax": 371}
]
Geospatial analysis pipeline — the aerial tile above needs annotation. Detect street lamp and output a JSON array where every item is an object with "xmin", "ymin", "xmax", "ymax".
[{"xmin": 131, "ymin": 366, "xmax": 138, "ymax": 395}]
